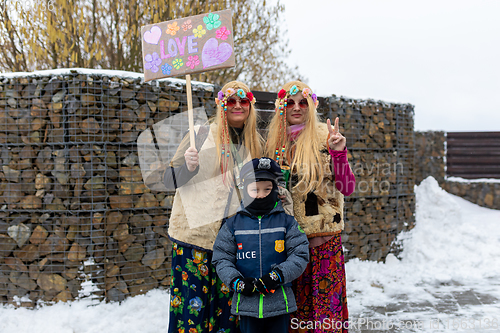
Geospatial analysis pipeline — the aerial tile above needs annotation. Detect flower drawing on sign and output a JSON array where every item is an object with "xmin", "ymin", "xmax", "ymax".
[
  {"xmin": 215, "ymin": 26, "xmax": 230, "ymax": 40},
  {"xmin": 203, "ymin": 13, "xmax": 222, "ymax": 30},
  {"xmin": 161, "ymin": 63, "xmax": 173, "ymax": 75},
  {"xmin": 182, "ymin": 19, "xmax": 192, "ymax": 31},
  {"xmin": 186, "ymin": 55, "xmax": 200, "ymax": 69},
  {"xmin": 173, "ymin": 58, "xmax": 184, "ymax": 70},
  {"xmin": 166, "ymin": 21, "xmax": 180, "ymax": 36},
  {"xmin": 193, "ymin": 25, "xmax": 206, "ymax": 38},
  {"xmin": 144, "ymin": 52, "xmax": 161, "ymax": 73}
]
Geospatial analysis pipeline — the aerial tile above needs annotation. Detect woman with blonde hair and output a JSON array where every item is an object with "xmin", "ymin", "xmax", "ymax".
[
  {"xmin": 265, "ymin": 81, "xmax": 355, "ymax": 332},
  {"xmin": 163, "ymin": 81, "xmax": 263, "ymax": 332}
]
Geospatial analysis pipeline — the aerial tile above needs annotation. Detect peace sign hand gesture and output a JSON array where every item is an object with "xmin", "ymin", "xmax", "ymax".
[{"xmin": 327, "ymin": 117, "xmax": 346, "ymax": 151}]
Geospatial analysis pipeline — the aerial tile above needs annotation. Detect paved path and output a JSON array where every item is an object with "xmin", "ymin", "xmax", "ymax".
[{"xmin": 349, "ymin": 280, "xmax": 500, "ymax": 332}]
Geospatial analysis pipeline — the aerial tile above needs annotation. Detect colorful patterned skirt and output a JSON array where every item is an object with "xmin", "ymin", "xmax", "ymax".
[
  {"xmin": 168, "ymin": 242, "xmax": 239, "ymax": 333},
  {"xmin": 289, "ymin": 233, "xmax": 349, "ymax": 333}
]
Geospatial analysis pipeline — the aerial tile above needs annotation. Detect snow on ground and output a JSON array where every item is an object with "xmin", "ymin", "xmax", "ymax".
[
  {"xmin": 0, "ymin": 289, "xmax": 170, "ymax": 333},
  {"xmin": 1, "ymin": 176, "xmax": 499, "ymax": 332},
  {"xmin": 347, "ymin": 176, "xmax": 500, "ymax": 305},
  {"xmin": 346, "ymin": 177, "xmax": 500, "ymax": 330}
]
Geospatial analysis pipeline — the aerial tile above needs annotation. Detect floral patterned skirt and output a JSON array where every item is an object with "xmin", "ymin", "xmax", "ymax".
[
  {"xmin": 168, "ymin": 242, "xmax": 239, "ymax": 333},
  {"xmin": 289, "ymin": 234, "xmax": 349, "ymax": 333}
]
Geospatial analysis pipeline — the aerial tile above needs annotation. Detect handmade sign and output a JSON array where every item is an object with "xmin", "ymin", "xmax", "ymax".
[{"xmin": 141, "ymin": 9, "xmax": 235, "ymax": 82}]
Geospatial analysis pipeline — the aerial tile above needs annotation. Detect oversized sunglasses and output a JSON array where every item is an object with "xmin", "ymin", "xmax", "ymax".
[
  {"xmin": 226, "ymin": 97, "xmax": 250, "ymax": 107},
  {"xmin": 286, "ymin": 98, "xmax": 308, "ymax": 109}
]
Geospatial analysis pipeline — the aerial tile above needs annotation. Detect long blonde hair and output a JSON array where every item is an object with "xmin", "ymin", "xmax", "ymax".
[
  {"xmin": 265, "ymin": 81, "xmax": 324, "ymax": 197},
  {"xmin": 214, "ymin": 81, "xmax": 263, "ymax": 178}
]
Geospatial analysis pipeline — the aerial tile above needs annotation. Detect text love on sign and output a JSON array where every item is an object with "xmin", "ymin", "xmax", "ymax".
[{"xmin": 141, "ymin": 9, "xmax": 235, "ymax": 82}]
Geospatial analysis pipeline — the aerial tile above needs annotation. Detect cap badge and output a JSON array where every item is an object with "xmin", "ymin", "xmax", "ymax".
[{"xmin": 258, "ymin": 158, "xmax": 271, "ymax": 170}]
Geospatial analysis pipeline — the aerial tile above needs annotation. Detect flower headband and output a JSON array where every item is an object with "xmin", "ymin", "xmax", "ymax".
[
  {"xmin": 274, "ymin": 85, "xmax": 317, "ymax": 165},
  {"xmin": 277, "ymin": 85, "xmax": 317, "ymax": 105},
  {"xmin": 215, "ymin": 87, "xmax": 256, "ymax": 184},
  {"xmin": 217, "ymin": 88, "xmax": 256, "ymax": 107}
]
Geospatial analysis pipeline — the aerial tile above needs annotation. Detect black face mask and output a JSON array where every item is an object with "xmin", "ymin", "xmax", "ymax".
[{"xmin": 242, "ymin": 181, "xmax": 278, "ymax": 217}]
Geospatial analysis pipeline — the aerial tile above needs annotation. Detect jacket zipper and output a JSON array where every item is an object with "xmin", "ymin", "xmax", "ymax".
[
  {"xmin": 258, "ymin": 216, "xmax": 262, "ymax": 277},
  {"xmin": 258, "ymin": 216, "xmax": 264, "ymax": 318}
]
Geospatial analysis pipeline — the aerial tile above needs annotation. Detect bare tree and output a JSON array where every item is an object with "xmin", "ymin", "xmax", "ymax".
[{"xmin": 0, "ymin": 0, "xmax": 303, "ymax": 90}]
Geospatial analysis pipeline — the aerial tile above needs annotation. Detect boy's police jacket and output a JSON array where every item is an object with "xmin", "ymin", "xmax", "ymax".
[{"xmin": 212, "ymin": 201, "xmax": 309, "ymax": 319}]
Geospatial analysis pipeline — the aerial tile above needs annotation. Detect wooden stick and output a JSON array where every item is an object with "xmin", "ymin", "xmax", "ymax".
[{"xmin": 186, "ymin": 74, "xmax": 195, "ymax": 148}]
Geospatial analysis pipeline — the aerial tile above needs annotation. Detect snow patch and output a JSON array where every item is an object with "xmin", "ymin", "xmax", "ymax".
[
  {"xmin": 445, "ymin": 176, "xmax": 500, "ymax": 183},
  {"xmin": 0, "ymin": 68, "xmax": 214, "ymax": 90}
]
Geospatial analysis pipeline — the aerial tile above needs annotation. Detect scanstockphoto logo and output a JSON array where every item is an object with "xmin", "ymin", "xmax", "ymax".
[
  {"xmin": 290, "ymin": 317, "xmax": 500, "ymax": 331},
  {"xmin": 5, "ymin": 0, "xmax": 56, "ymax": 13},
  {"xmin": 290, "ymin": 318, "xmax": 425, "ymax": 331}
]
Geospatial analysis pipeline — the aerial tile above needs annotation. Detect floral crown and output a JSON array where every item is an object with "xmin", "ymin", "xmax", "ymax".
[
  {"xmin": 216, "ymin": 87, "xmax": 256, "ymax": 185},
  {"xmin": 217, "ymin": 88, "xmax": 256, "ymax": 108},
  {"xmin": 277, "ymin": 84, "xmax": 317, "ymax": 111},
  {"xmin": 273, "ymin": 85, "xmax": 317, "ymax": 165}
]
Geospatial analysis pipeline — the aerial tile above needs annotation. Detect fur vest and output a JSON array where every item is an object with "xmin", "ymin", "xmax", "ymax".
[{"xmin": 289, "ymin": 123, "xmax": 345, "ymax": 237}]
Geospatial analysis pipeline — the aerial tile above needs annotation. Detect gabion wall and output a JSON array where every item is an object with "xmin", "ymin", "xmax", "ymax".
[
  {"xmin": 415, "ymin": 131, "xmax": 500, "ymax": 210},
  {"xmin": 0, "ymin": 71, "xmax": 217, "ymax": 307},
  {"xmin": 415, "ymin": 131, "xmax": 445, "ymax": 185},
  {"xmin": 0, "ymin": 70, "xmax": 415, "ymax": 306},
  {"xmin": 318, "ymin": 97, "xmax": 415, "ymax": 261}
]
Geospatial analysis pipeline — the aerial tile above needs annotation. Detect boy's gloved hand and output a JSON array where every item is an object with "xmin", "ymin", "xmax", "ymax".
[
  {"xmin": 232, "ymin": 277, "xmax": 256, "ymax": 296},
  {"xmin": 255, "ymin": 268, "xmax": 284, "ymax": 295}
]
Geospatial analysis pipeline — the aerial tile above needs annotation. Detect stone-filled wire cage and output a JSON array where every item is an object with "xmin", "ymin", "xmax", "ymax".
[
  {"xmin": 1, "ymin": 71, "xmax": 416, "ymax": 307},
  {"xmin": 0, "ymin": 71, "xmax": 217, "ymax": 306},
  {"xmin": 323, "ymin": 97, "xmax": 416, "ymax": 261}
]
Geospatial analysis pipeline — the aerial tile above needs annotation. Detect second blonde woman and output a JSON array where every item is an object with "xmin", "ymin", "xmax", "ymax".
[{"xmin": 266, "ymin": 81, "xmax": 355, "ymax": 333}]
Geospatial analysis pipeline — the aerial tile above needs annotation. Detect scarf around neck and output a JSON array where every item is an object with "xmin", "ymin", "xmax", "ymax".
[{"xmin": 287, "ymin": 123, "xmax": 305, "ymax": 141}]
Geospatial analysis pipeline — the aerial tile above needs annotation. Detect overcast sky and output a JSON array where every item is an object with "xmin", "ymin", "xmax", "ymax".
[{"xmin": 284, "ymin": 0, "xmax": 500, "ymax": 132}]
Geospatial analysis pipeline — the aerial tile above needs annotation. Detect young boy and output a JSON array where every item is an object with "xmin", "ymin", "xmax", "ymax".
[{"xmin": 212, "ymin": 157, "xmax": 309, "ymax": 333}]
